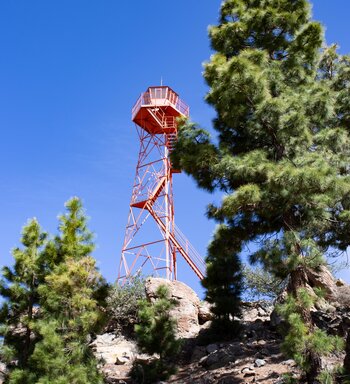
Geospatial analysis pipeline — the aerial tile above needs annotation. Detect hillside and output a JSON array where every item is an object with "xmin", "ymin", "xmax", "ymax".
[{"xmin": 88, "ymin": 275, "xmax": 349, "ymax": 384}]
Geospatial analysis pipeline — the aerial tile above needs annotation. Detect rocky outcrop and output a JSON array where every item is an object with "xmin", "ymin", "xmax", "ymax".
[
  {"xmin": 306, "ymin": 265, "xmax": 338, "ymax": 300},
  {"xmin": 90, "ymin": 278, "xmax": 212, "ymax": 382},
  {"xmin": 199, "ymin": 343, "xmax": 244, "ymax": 369},
  {"xmin": 270, "ymin": 265, "xmax": 343, "ymax": 326},
  {"xmin": 198, "ymin": 301, "xmax": 213, "ymax": 324},
  {"xmin": 0, "ymin": 362, "xmax": 6, "ymax": 384},
  {"xmin": 240, "ymin": 301, "xmax": 273, "ymax": 322},
  {"xmin": 92, "ymin": 277, "xmax": 349, "ymax": 383},
  {"xmin": 145, "ymin": 277, "xmax": 202, "ymax": 338},
  {"xmin": 90, "ymin": 333, "xmax": 137, "ymax": 383},
  {"xmin": 90, "ymin": 333, "xmax": 137, "ymax": 365},
  {"xmin": 174, "ymin": 328, "xmax": 299, "ymax": 383}
]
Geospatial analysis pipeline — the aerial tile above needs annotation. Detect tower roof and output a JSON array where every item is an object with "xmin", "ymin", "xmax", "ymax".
[{"xmin": 132, "ymin": 86, "xmax": 189, "ymax": 134}]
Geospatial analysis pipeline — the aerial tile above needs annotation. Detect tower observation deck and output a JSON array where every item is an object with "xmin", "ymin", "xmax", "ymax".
[{"xmin": 118, "ymin": 86, "xmax": 206, "ymax": 282}]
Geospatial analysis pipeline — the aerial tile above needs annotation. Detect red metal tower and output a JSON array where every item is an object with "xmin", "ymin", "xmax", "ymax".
[{"xmin": 118, "ymin": 86, "xmax": 205, "ymax": 282}]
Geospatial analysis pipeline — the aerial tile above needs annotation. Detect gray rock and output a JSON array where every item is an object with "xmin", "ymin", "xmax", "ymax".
[
  {"xmin": 192, "ymin": 375, "xmax": 215, "ymax": 384},
  {"xmin": 101, "ymin": 363, "xmax": 130, "ymax": 384},
  {"xmin": 270, "ymin": 308, "xmax": 283, "ymax": 327},
  {"xmin": 241, "ymin": 301, "xmax": 273, "ymax": 322},
  {"xmin": 134, "ymin": 353, "xmax": 159, "ymax": 364},
  {"xmin": 254, "ymin": 358, "xmax": 266, "ymax": 367},
  {"xmin": 115, "ymin": 355, "xmax": 130, "ymax": 365},
  {"xmin": 0, "ymin": 362, "xmax": 6, "ymax": 384},
  {"xmin": 241, "ymin": 366, "xmax": 256, "ymax": 377},
  {"xmin": 201, "ymin": 349, "xmax": 236, "ymax": 370},
  {"xmin": 206, "ymin": 343, "xmax": 219, "ymax": 354},
  {"xmin": 198, "ymin": 301, "xmax": 213, "ymax": 324},
  {"xmin": 306, "ymin": 265, "xmax": 338, "ymax": 300},
  {"xmin": 0, "ymin": 362, "xmax": 7, "ymax": 384},
  {"xmin": 217, "ymin": 376, "xmax": 239, "ymax": 384},
  {"xmin": 282, "ymin": 359, "xmax": 296, "ymax": 367},
  {"xmin": 90, "ymin": 334, "xmax": 137, "ymax": 365},
  {"xmin": 191, "ymin": 346, "xmax": 207, "ymax": 362},
  {"xmin": 241, "ymin": 366, "xmax": 255, "ymax": 373},
  {"xmin": 226, "ymin": 342, "xmax": 244, "ymax": 356}
]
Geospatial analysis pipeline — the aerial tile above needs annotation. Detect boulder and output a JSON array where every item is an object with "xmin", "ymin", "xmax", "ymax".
[
  {"xmin": 270, "ymin": 266, "xmax": 340, "ymax": 326},
  {"xmin": 200, "ymin": 349, "xmax": 236, "ymax": 370},
  {"xmin": 241, "ymin": 366, "xmax": 256, "ymax": 377},
  {"xmin": 254, "ymin": 358, "xmax": 266, "ymax": 367},
  {"xmin": 90, "ymin": 333, "xmax": 137, "ymax": 365},
  {"xmin": 335, "ymin": 285, "xmax": 350, "ymax": 308},
  {"xmin": 145, "ymin": 277, "xmax": 201, "ymax": 338},
  {"xmin": 312, "ymin": 307, "xmax": 350, "ymax": 337},
  {"xmin": 198, "ymin": 301, "xmax": 213, "ymax": 324},
  {"xmin": 336, "ymin": 278, "xmax": 346, "ymax": 287},
  {"xmin": 102, "ymin": 363, "xmax": 130, "ymax": 384},
  {"xmin": 191, "ymin": 346, "xmax": 207, "ymax": 362},
  {"xmin": 206, "ymin": 343, "xmax": 219, "ymax": 354},
  {"xmin": 306, "ymin": 265, "xmax": 338, "ymax": 300},
  {"xmin": 200, "ymin": 343, "xmax": 244, "ymax": 370},
  {"xmin": 241, "ymin": 301, "xmax": 273, "ymax": 322}
]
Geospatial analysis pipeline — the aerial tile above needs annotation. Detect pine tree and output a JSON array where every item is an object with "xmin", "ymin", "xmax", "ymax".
[
  {"xmin": 201, "ymin": 224, "xmax": 243, "ymax": 334},
  {"xmin": 9, "ymin": 198, "xmax": 107, "ymax": 384},
  {"xmin": 132, "ymin": 285, "xmax": 181, "ymax": 383},
  {"xmin": 172, "ymin": 0, "xmax": 350, "ymax": 382},
  {"xmin": 0, "ymin": 219, "xmax": 47, "ymax": 369}
]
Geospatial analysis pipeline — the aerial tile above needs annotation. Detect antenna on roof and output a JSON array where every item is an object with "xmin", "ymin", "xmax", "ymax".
[{"xmin": 160, "ymin": 76, "xmax": 163, "ymax": 86}]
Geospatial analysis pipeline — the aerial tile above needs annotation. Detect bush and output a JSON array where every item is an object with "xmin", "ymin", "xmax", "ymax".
[
  {"xmin": 106, "ymin": 275, "xmax": 146, "ymax": 335},
  {"xmin": 316, "ymin": 365, "xmax": 345, "ymax": 384},
  {"xmin": 242, "ymin": 265, "xmax": 286, "ymax": 301},
  {"xmin": 277, "ymin": 289, "xmax": 344, "ymax": 382},
  {"xmin": 132, "ymin": 284, "xmax": 181, "ymax": 383}
]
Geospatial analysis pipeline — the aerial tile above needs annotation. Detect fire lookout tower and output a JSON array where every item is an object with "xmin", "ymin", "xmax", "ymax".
[{"xmin": 118, "ymin": 86, "xmax": 206, "ymax": 282}]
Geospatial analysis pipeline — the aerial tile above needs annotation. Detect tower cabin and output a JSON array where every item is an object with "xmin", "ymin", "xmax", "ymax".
[{"xmin": 131, "ymin": 86, "xmax": 190, "ymax": 134}]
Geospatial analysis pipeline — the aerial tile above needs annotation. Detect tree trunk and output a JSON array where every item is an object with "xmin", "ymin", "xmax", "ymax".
[
  {"xmin": 305, "ymin": 350, "xmax": 322, "ymax": 384},
  {"xmin": 288, "ymin": 266, "xmax": 322, "ymax": 384}
]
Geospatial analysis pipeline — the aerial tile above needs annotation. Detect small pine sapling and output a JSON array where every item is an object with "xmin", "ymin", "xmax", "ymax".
[
  {"xmin": 132, "ymin": 284, "xmax": 181, "ymax": 383},
  {"xmin": 278, "ymin": 288, "xmax": 344, "ymax": 383}
]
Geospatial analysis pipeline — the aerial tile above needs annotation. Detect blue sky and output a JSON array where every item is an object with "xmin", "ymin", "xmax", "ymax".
[{"xmin": 0, "ymin": 1, "xmax": 349, "ymax": 296}]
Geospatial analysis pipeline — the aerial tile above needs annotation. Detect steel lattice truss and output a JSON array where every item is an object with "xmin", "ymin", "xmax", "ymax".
[{"xmin": 118, "ymin": 86, "xmax": 206, "ymax": 283}]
